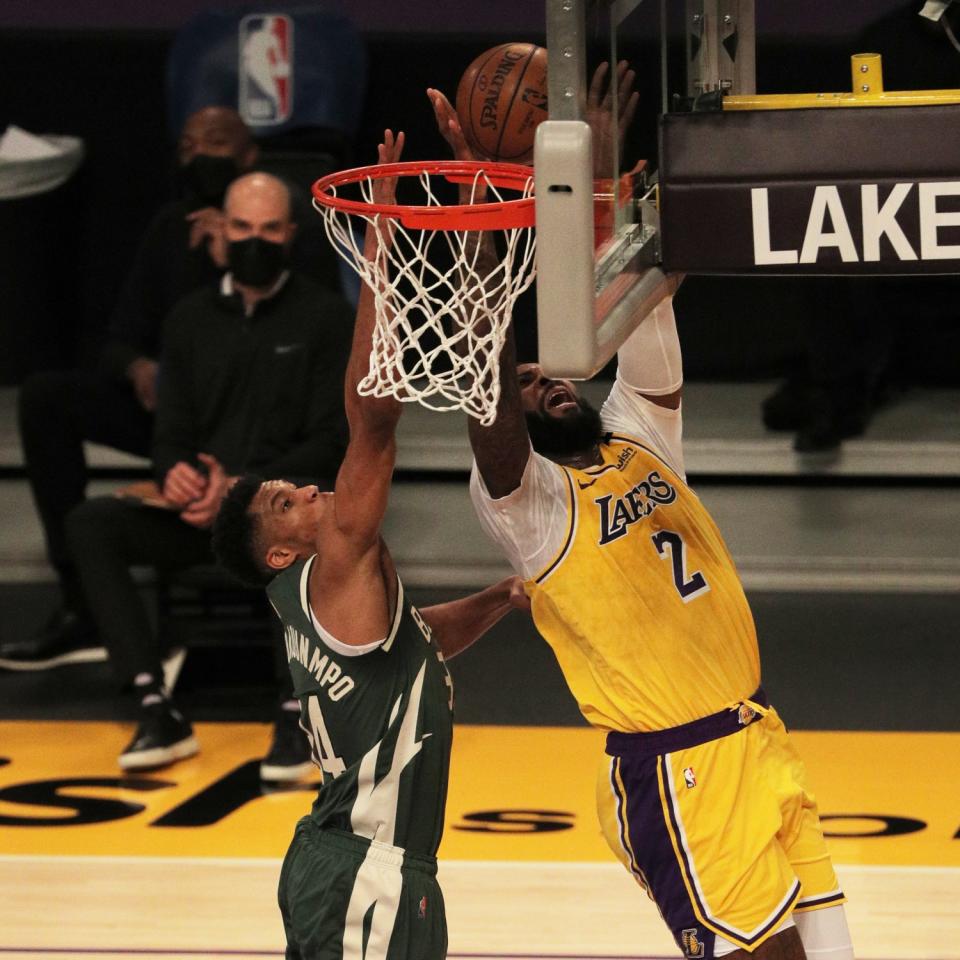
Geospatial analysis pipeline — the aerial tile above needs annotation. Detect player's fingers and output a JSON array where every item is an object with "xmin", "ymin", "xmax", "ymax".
[
  {"xmin": 618, "ymin": 69, "xmax": 637, "ymax": 111},
  {"xmin": 426, "ymin": 88, "xmax": 447, "ymax": 123},
  {"xmin": 588, "ymin": 61, "xmax": 609, "ymax": 106},
  {"xmin": 428, "ymin": 87, "xmax": 454, "ymax": 113},
  {"xmin": 508, "ymin": 577, "xmax": 532, "ymax": 611}
]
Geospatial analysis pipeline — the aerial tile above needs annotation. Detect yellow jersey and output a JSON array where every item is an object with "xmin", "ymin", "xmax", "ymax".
[{"xmin": 527, "ymin": 433, "xmax": 760, "ymax": 732}]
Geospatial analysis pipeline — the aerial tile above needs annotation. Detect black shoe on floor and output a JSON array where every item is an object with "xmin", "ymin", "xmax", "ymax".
[
  {"xmin": 119, "ymin": 699, "xmax": 199, "ymax": 771},
  {"xmin": 0, "ymin": 608, "xmax": 106, "ymax": 671},
  {"xmin": 260, "ymin": 704, "xmax": 315, "ymax": 782}
]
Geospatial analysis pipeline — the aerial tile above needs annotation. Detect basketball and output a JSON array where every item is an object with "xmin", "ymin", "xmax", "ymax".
[{"xmin": 455, "ymin": 42, "xmax": 548, "ymax": 163}]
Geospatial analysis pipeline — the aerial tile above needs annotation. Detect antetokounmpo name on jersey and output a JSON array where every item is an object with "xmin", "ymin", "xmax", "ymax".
[
  {"xmin": 595, "ymin": 470, "xmax": 677, "ymax": 545},
  {"xmin": 284, "ymin": 624, "xmax": 355, "ymax": 701}
]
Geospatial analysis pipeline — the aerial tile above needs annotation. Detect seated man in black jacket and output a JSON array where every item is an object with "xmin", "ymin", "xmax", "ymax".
[
  {"xmin": 2, "ymin": 105, "xmax": 342, "ymax": 674},
  {"xmin": 60, "ymin": 172, "xmax": 354, "ymax": 775},
  {"xmin": 3, "ymin": 106, "xmax": 258, "ymax": 672}
]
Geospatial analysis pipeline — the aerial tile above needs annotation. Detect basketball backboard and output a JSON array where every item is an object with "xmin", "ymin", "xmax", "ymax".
[{"xmin": 535, "ymin": 0, "xmax": 670, "ymax": 379}]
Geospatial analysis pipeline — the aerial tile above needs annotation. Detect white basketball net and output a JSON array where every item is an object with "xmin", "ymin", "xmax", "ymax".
[{"xmin": 317, "ymin": 168, "xmax": 536, "ymax": 425}]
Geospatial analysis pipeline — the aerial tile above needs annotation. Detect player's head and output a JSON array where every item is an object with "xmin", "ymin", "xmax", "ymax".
[
  {"xmin": 212, "ymin": 476, "xmax": 330, "ymax": 585},
  {"xmin": 176, "ymin": 106, "xmax": 259, "ymax": 206},
  {"xmin": 223, "ymin": 172, "xmax": 296, "ymax": 288},
  {"xmin": 517, "ymin": 363, "xmax": 604, "ymax": 458}
]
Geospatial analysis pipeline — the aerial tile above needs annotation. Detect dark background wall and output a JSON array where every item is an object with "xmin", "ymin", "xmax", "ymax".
[
  {"xmin": 0, "ymin": 1, "xmax": 957, "ymax": 382},
  {"xmin": 0, "ymin": 0, "xmax": 922, "ymax": 36}
]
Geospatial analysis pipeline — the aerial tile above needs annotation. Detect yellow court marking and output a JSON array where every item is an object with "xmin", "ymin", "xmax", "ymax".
[{"xmin": 0, "ymin": 722, "xmax": 956, "ymax": 866}]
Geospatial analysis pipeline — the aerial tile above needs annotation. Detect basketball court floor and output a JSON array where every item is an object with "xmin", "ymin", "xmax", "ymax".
[{"xmin": 1, "ymin": 719, "xmax": 958, "ymax": 959}]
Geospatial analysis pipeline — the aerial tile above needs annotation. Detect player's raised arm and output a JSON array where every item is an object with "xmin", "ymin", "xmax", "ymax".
[
  {"xmin": 427, "ymin": 88, "xmax": 532, "ymax": 499},
  {"xmin": 332, "ymin": 130, "xmax": 406, "ymax": 548},
  {"xmin": 615, "ymin": 289, "xmax": 685, "ymax": 411}
]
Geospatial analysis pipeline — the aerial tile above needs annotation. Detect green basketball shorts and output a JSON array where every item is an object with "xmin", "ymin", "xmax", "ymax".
[{"xmin": 278, "ymin": 817, "xmax": 448, "ymax": 960}]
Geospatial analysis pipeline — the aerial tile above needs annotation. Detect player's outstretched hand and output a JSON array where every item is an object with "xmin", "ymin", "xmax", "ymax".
[
  {"xmin": 372, "ymin": 128, "xmax": 405, "ymax": 207},
  {"xmin": 366, "ymin": 129, "xmax": 405, "ymax": 258},
  {"xmin": 587, "ymin": 60, "xmax": 640, "ymax": 179},
  {"xmin": 426, "ymin": 88, "xmax": 475, "ymax": 162}
]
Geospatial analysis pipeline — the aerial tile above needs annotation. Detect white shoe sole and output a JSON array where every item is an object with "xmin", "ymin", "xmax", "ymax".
[
  {"xmin": 0, "ymin": 646, "xmax": 108, "ymax": 671},
  {"xmin": 119, "ymin": 735, "xmax": 200, "ymax": 771},
  {"xmin": 259, "ymin": 759, "xmax": 316, "ymax": 782}
]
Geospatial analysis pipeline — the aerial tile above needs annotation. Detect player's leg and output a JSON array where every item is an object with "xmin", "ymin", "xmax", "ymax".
[
  {"xmin": 280, "ymin": 821, "xmax": 445, "ymax": 960},
  {"xmin": 720, "ymin": 925, "xmax": 806, "ymax": 960},
  {"xmin": 277, "ymin": 825, "xmax": 306, "ymax": 960},
  {"xmin": 762, "ymin": 711, "xmax": 854, "ymax": 960},
  {"xmin": 384, "ymin": 861, "xmax": 447, "ymax": 960},
  {"xmin": 598, "ymin": 725, "xmax": 804, "ymax": 958},
  {"xmin": 793, "ymin": 906, "xmax": 853, "ymax": 960}
]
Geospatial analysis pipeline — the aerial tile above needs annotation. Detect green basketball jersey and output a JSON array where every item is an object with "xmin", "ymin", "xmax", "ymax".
[{"xmin": 267, "ymin": 556, "xmax": 454, "ymax": 858}]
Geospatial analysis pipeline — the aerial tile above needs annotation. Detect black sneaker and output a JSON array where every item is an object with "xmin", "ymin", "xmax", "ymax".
[
  {"xmin": 0, "ymin": 609, "xmax": 106, "ymax": 671},
  {"xmin": 119, "ymin": 700, "xmax": 199, "ymax": 771},
  {"xmin": 260, "ymin": 705, "xmax": 315, "ymax": 782}
]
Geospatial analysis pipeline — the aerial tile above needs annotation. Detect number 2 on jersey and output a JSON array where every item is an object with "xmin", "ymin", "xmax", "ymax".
[
  {"xmin": 304, "ymin": 695, "xmax": 346, "ymax": 777},
  {"xmin": 651, "ymin": 530, "xmax": 710, "ymax": 602}
]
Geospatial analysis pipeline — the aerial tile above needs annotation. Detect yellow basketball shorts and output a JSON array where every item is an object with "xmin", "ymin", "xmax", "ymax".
[{"xmin": 597, "ymin": 690, "xmax": 844, "ymax": 958}]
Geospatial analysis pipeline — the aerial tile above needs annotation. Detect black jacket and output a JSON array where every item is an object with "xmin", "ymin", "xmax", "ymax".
[
  {"xmin": 100, "ymin": 199, "xmax": 221, "ymax": 380},
  {"xmin": 153, "ymin": 272, "xmax": 353, "ymax": 486}
]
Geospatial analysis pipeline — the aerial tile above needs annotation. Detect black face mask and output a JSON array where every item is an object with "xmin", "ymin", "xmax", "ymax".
[
  {"xmin": 227, "ymin": 237, "xmax": 288, "ymax": 288},
  {"xmin": 177, "ymin": 154, "xmax": 240, "ymax": 207}
]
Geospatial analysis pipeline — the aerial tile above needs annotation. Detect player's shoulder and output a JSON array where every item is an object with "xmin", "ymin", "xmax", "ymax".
[
  {"xmin": 600, "ymin": 378, "xmax": 685, "ymax": 477},
  {"xmin": 267, "ymin": 557, "xmax": 311, "ymax": 613}
]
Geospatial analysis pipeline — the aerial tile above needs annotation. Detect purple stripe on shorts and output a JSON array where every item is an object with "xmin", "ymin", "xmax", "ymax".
[
  {"xmin": 614, "ymin": 749, "xmax": 716, "ymax": 958},
  {"xmin": 796, "ymin": 890, "xmax": 846, "ymax": 910},
  {"xmin": 658, "ymin": 755, "xmax": 800, "ymax": 948}
]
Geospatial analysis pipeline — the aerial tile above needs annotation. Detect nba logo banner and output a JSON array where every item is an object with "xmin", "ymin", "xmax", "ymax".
[{"xmin": 239, "ymin": 14, "xmax": 294, "ymax": 125}]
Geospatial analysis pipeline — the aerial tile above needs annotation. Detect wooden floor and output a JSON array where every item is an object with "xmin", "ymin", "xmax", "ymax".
[
  {"xmin": 1, "ymin": 722, "xmax": 958, "ymax": 960},
  {"xmin": 2, "ymin": 856, "xmax": 958, "ymax": 960}
]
